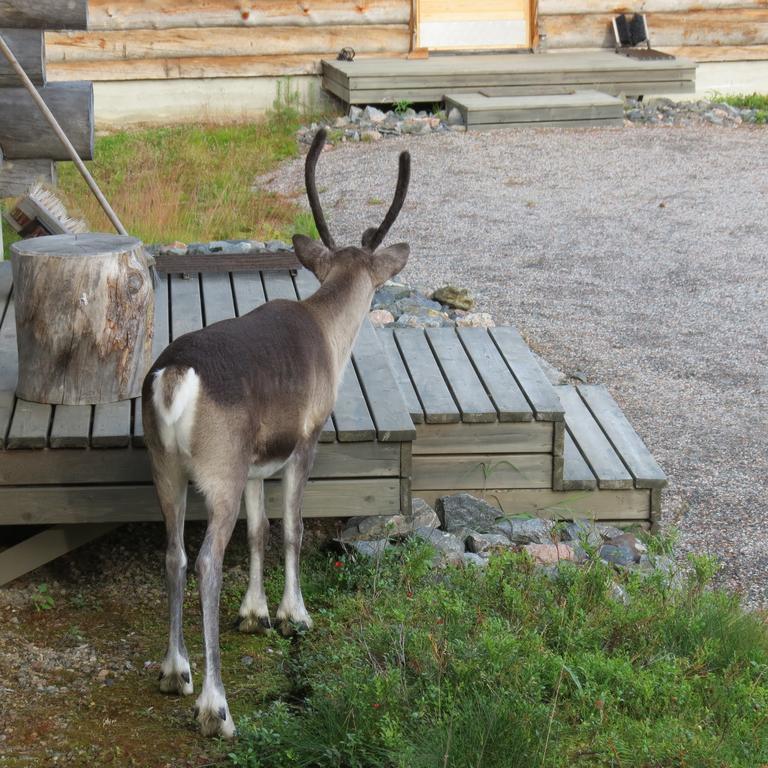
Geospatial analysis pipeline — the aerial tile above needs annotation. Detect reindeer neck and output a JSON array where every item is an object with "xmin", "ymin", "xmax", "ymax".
[{"xmin": 303, "ymin": 269, "xmax": 374, "ymax": 372}]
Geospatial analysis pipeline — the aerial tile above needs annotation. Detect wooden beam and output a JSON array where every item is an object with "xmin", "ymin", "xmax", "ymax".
[
  {"xmin": 87, "ymin": 0, "xmax": 410, "ymax": 30},
  {"xmin": 45, "ymin": 25, "xmax": 411, "ymax": 62},
  {"xmin": 0, "ymin": 81, "xmax": 93, "ymax": 160},
  {"xmin": 0, "ymin": 29, "xmax": 44, "ymax": 86},
  {"xmin": 0, "ymin": 0, "xmax": 89, "ymax": 30},
  {"xmin": 538, "ymin": 0, "xmax": 768, "ymax": 13},
  {"xmin": 658, "ymin": 43, "xmax": 768, "ymax": 61},
  {"xmin": 0, "ymin": 158, "xmax": 56, "ymax": 198},
  {"xmin": 155, "ymin": 250, "xmax": 300, "ymax": 274}
]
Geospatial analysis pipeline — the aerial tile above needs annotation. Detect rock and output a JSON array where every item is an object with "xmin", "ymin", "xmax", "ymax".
[
  {"xmin": 344, "ymin": 129, "xmax": 360, "ymax": 142},
  {"xmin": 368, "ymin": 309, "xmax": 394, "ymax": 327},
  {"xmin": 436, "ymin": 493, "xmax": 499, "ymax": 533},
  {"xmin": 465, "ymin": 532, "xmax": 510, "ymax": 554},
  {"xmin": 456, "ymin": 312, "xmax": 495, "ymax": 329},
  {"xmin": 363, "ymin": 105, "xmax": 386, "ymax": 123},
  {"xmin": 266, "ymin": 240, "xmax": 290, "ymax": 251},
  {"xmin": 208, "ymin": 240, "xmax": 228, "ymax": 252},
  {"xmin": 562, "ymin": 520, "xmax": 602, "ymax": 549},
  {"xmin": 447, "ymin": 107, "xmax": 464, "ymax": 126},
  {"xmin": 609, "ymin": 582, "xmax": 630, "ymax": 605},
  {"xmin": 411, "ymin": 497, "xmax": 440, "ymax": 529},
  {"xmin": 413, "ymin": 527, "xmax": 465, "ymax": 559},
  {"xmin": 463, "ymin": 552, "xmax": 489, "ymax": 568},
  {"xmin": 597, "ymin": 525, "xmax": 625, "ymax": 541},
  {"xmin": 334, "ymin": 115, "xmax": 349, "ymax": 128},
  {"xmin": 361, "ymin": 130, "xmax": 381, "ymax": 142},
  {"xmin": 704, "ymin": 111, "xmax": 724, "ymax": 126},
  {"xmin": 524, "ymin": 543, "xmax": 577, "ymax": 565},
  {"xmin": 241, "ymin": 655, "xmax": 254, "ymax": 666},
  {"xmin": 395, "ymin": 313, "xmax": 443, "ymax": 329},
  {"xmin": 495, "ymin": 517, "xmax": 554, "ymax": 545},
  {"xmin": 395, "ymin": 295, "xmax": 444, "ymax": 314},
  {"xmin": 355, "ymin": 514, "xmax": 409, "ymax": 538},
  {"xmin": 350, "ymin": 540, "xmax": 391, "ymax": 558},
  {"xmin": 401, "ymin": 118, "xmax": 432, "ymax": 135},
  {"xmin": 599, "ymin": 543, "xmax": 636, "ymax": 567},
  {"xmin": 159, "ymin": 241, "xmax": 187, "ymax": 256},
  {"xmin": 96, "ymin": 669, "xmax": 110, "ymax": 681},
  {"xmin": 432, "ymin": 285, "xmax": 475, "ymax": 311},
  {"xmin": 348, "ymin": 105, "xmax": 363, "ymax": 123},
  {"xmin": 373, "ymin": 283, "xmax": 411, "ymax": 306}
]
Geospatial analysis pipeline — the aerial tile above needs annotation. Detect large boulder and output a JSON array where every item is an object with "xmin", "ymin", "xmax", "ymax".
[{"xmin": 435, "ymin": 493, "xmax": 500, "ymax": 533}]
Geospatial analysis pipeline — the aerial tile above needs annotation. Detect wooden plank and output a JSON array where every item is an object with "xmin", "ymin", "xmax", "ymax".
[
  {"xmin": 425, "ymin": 328, "xmax": 496, "ymax": 423},
  {"xmin": 0, "ymin": 158, "xmax": 57, "ymax": 199},
  {"xmin": 490, "ymin": 327, "xmax": 564, "ymax": 421},
  {"xmin": 91, "ymin": 400, "xmax": 132, "ymax": 448},
  {"xmin": 377, "ymin": 328, "xmax": 424, "ymax": 423},
  {"xmin": 0, "ymin": 524, "xmax": 120, "ymax": 587},
  {"xmin": 354, "ymin": 321, "xmax": 416, "ymax": 441},
  {"xmin": 0, "ymin": 270, "xmax": 17, "ymax": 448},
  {"xmin": 0, "ymin": 29, "xmax": 45, "ymax": 87},
  {"xmin": 45, "ymin": 25, "xmax": 410, "ymax": 62},
  {"xmin": 0, "ymin": 478, "xmax": 401, "ymax": 524},
  {"xmin": 413, "ymin": 420, "xmax": 553, "ymax": 454},
  {"xmin": 0, "ymin": 82, "xmax": 94, "ymax": 161},
  {"xmin": 561, "ymin": 429, "xmax": 597, "ymax": 491},
  {"xmin": 50, "ymin": 404, "xmax": 91, "ymax": 448},
  {"xmin": 6, "ymin": 399, "xmax": 52, "ymax": 449},
  {"xmin": 457, "ymin": 327, "xmax": 533, "ymax": 422},
  {"xmin": 394, "ymin": 328, "xmax": 460, "ymax": 424},
  {"xmin": 539, "ymin": 0, "xmax": 768, "ymax": 12},
  {"xmin": 658, "ymin": 44, "xmax": 768, "ymax": 62},
  {"xmin": 413, "ymin": 454, "xmax": 551, "ymax": 490},
  {"xmin": 578, "ymin": 384, "xmax": 667, "ymax": 489},
  {"xmin": 469, "ymin": 117, "xmax": 625, "ymax": 130},
  {"xmin": 415, "ymin": 487, "xmax": 652, "ymax": 521},
  {"xmin": 556, "ymin": 385, "xmax": 633, "ymax": 490},
  {"xmin": 0, "ymin": 0, "xmax": 88, "ymax": 29},
  {"xmin": 169, "ymin": 273, "xmax": 203, "ymax": 340},
  {"xmin": 232, "ymin": 272, "xmax": 266, "ymax": 315},
  {"xmin": 200, "ymin": 272, "xmax": 236, "ymax": 326},
  {"xmin": 332, "ymin": 363, "xmax": 377, "ymax": 442},
  {"xmin": 87, "ymin": 0, "xmax": 410, "ymax": 30},
  {"xmin": 156, "ymin": 250, "xmax": 299, "ymax": 274}
]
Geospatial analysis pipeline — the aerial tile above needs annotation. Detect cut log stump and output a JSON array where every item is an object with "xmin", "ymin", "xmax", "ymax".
[{"xmin": 10, "ymin": 234, "xmax": 154, "ymax": 405}]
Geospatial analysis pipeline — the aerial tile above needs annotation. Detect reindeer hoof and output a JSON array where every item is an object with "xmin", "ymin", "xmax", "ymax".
[
  {"xmin": 159, "ymin": 670, "xmax": 194, "ymax": 696},
  {"xmin": 237, "ymin": 613, "xmax": 272, "ymax": 635},
  {"xmin": 277, "ymin": 619, "xmax": 310, "ymax": 638},
  {"xmin": 195, "ymin": 695, "xmax": 235, "ymax": 739}
]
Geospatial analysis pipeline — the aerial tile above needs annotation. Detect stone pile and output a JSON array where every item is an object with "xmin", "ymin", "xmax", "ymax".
[
  {"xmin": 339, "ymin": 493, "xmax": 681, "ymax": 594},
  {"xmin": 624, "ymin": 97, "xmax": 765, "ymax": 127}
]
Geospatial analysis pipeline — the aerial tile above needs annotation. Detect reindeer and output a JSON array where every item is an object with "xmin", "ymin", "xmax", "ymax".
[{"xmin": 141, "ymin": 128, "xmax": 411, "ymax": 738}]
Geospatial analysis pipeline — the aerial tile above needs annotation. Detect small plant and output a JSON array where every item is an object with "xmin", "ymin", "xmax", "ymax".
[
  {"xmin": 31, "ymin": 583, "xmax": 55, "ymax": 611},
  {"xmin": 394, "ymin": 99, "xmax": 413, "ymax": 116},
  {"xmin": 710, "ymin": 91, "xmax": 768, "ymax": 124}
]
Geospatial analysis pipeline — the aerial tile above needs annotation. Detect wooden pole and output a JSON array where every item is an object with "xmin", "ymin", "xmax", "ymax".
[{"xmin": 0, "ymin": 31, "xmax": 127, "ymax": 236}]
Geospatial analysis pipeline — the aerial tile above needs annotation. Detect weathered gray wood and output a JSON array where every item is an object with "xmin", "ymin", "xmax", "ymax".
[
  {"xmin": 6, "ymin": 398, "xmax": 51, "ymax": 448},
  {"xmin": 456, "ymin": 327, "xmax": 532, "ymax": 422},
  {"xmin": 11, "ymin": 235, "xmax": 154, "ymax": 404},
  {"xmin": 0, "ymin": 524, "xmax": 119, "ymax": 587},
  {"xmin": 261, "ymin": 269, "xmax": 298, "ymax": 301},
  {"xmin": 170, "ymin": 273, "xmax": 203, "ymax": 339},
  {"xmin": 291, "ymin": 266, "xmax": 318, "ymax": 299},
  {"xmin": 92, "ymin": 399, "xmax": 131, "ymax": 447},
  {"xmin": 0, "ymin": 29, "xmax": 45, "ymax": 87},
  {"xmin": 412, "ymin": 454, "xmax": 552, "ymax": 491},
  {"xmin": 200, "ymin": 271, "xmax": 236, "ymax": 325},
  {"xmin": 0, "ymin": 82, "xmax": 94, "ymax": 160},
  {"xmin": 155, "ymin": 251, "xmax": 299, "ymax": 274},
  {"xmin": 394, "ymin": 328, "xmax": 460, "ymax": 424},
  {"xmin": 232, "ymin": 271, "xmax": 266, "ymax": 315},
  {"xmin": 561, "ymin": 430, "xmax": 597, "ymax": 491},
  {"xmin": 413, "ymin": 420, "xmax": 553, "ymax": 454},
  {"xmin": 556, "ymin": 385, "xmax": 633, "ymax": 490},
  {"xmin": 578, "ymin": 384, "xmax": 667, "ymax": 489},
  {"xmin": 353, "ymin": 320, "xmax": 416, "ymax": 442},
  {"xmin": 50, "ymin": 404, "xmax": 91, "ymax": 448},
  {"xmin": 468, "ymin": 117, "xmax": 625, "ymax": 130},
  {"xmin": 0, "ymin": 264, "xmax": 17, "ymax": 447},
  {"xmin": 376, "ymin": 328, "xmax": 423, "ymax": 423},
  {"xmin": 332, "ymin": 361, "xmax": 377, "ymax": 442},
  {"xmin": 490, "ymin": 327, "xmax": 564, "ymax": 421},
  {"xmin": 0, "ymin": 478, "xmax": 401, "ymax": 524},
  {"xmin": 0, "ymin": 0, "xmax": 89, "ymax": 30},
  {"xmin": 426, "ymin": 327, "xmax": 496, "ymax": 423},
  {"xmin": 0, "ymin": 158, "xmax": 57, "ymax": 198}
]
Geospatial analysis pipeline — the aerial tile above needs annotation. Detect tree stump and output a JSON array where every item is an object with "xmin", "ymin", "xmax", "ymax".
[{"xmin": 11, "ymin": 234, "xmax": 154, "ymax": 405}]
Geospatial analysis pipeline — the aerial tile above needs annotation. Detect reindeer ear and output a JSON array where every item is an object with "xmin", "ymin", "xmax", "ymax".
[
  {"xmin": 293, "ymin": 235, "xmax": 332, "ymax": 281},
  {"xmin": 373, "ymin": 243, "xmax": 410, "ymax": 284}
]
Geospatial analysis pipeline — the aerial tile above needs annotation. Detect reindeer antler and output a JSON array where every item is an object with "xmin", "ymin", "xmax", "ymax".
[
  {"xmin": 363, "ymin": 150, "xmax": 411, "ymax": 252},
  {"xmin": 305, "ymin": 129, "xmax": 336, "ymax": 249}
]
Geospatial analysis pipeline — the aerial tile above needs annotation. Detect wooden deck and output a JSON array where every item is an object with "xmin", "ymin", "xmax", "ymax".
[
  {"xmin": 322, "ymin": 51, "xmax": 696, "ymax": 105},
  {"xmin": 0, "ymin": 260, "xmax": 666, "ymax": 583}
]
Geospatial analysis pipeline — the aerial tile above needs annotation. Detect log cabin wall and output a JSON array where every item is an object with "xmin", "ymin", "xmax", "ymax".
[{"xmin": 44, "ymin": 0, "xmax": 412, "ymax": 127}]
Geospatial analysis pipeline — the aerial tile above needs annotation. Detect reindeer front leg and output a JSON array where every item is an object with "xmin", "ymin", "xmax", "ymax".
[{"xmin": 276, "ymin": 444, "xmax": 316, "ymax": 636}]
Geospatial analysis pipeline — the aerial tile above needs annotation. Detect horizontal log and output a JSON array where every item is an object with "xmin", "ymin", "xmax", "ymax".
[
  {"xmin": 0, "ymin": 29, "xmax": 45, "ymax": 86},
  {"xmin": 88, "ymin": 0, "xmax": 410, "ymax": 30},
  {"xmin": 156, "ymin": 250, "xmax": 301, "ymax": 273},
  {"xmin": 46, "ymin": 51, "xmax": 404, "ymax": 81},
  {"xmin": 0, "ymin": 82, "xmax": 93, "ymax": 160},
  {"xmin": 45, "ymin": 24, "xmax": 411, "ymax": 62},
  {"xmin": 540, "ymin": 9, "xmax": 768, "ymax": 48},
  {"xmin": 538, "ymin": 0, "xmax": 768, "ymax": 13},
  {"xmin": 0, "ymin": 0, "xmax": 88, "ymax": 30},
  {"xmin": 658, "ymin": 43, "xmax": 768, "ymax": 60},
  {"xmin": 0, "ymin": 158, "xmax": 57, "ymax": 198}
]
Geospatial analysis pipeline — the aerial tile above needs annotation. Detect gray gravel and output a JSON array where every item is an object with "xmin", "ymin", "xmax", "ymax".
[{"xmin": 268, "ymin": 126, "xmax": 768, "ymax": 609}]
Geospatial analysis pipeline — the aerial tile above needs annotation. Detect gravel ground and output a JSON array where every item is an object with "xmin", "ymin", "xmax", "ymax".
[{"xmin": 267, "ymin": 125, "xmax": 768, "ymax": 609}]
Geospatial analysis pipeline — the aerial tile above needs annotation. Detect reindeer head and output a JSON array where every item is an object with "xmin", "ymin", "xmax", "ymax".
[{"xmin": 292, "ymin": 128, "xmax": 411, "ymax": 289}]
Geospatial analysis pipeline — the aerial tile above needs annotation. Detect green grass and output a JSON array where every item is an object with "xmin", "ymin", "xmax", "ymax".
[
  {"xmin": 712, "ymin": 92, "xmax": 768, "ymax": 124},
  {"xmin": 227, "ymin": 541, "xmax": 768, "ymax": 768},
  {"xmin": 2, "ymin": 87, "xmax": 320, "ymax": 250}
]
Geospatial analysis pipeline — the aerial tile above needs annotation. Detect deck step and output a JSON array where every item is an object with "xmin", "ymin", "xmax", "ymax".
[{"xmin": 445, "ymin": 90, "xmax": 624, "ymax": 130}]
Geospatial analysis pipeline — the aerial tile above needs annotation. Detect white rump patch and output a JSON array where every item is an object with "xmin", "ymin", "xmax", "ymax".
[{"xmin": 152, "ymin": 367, "xmax": 201, "ymax": 456}]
